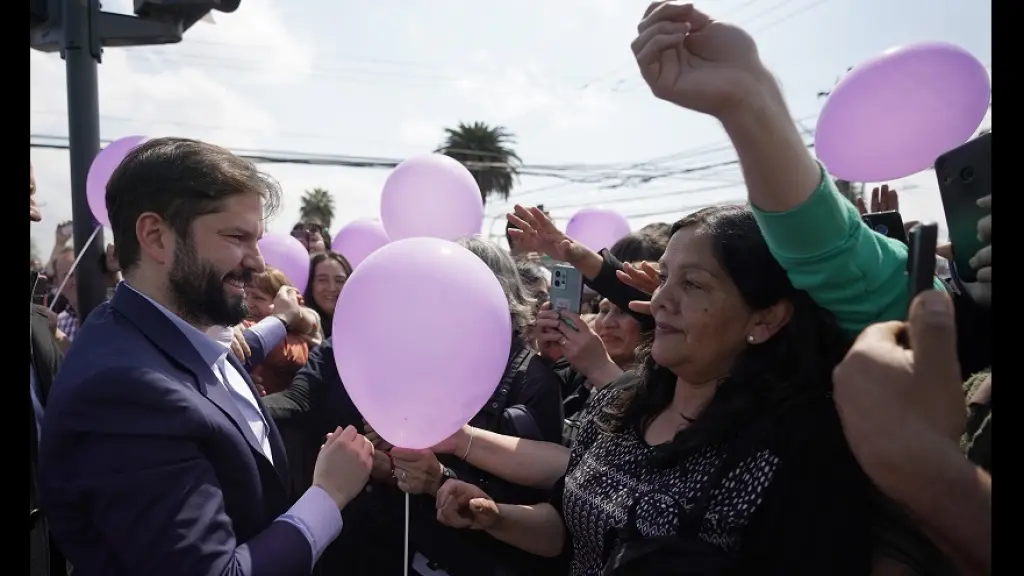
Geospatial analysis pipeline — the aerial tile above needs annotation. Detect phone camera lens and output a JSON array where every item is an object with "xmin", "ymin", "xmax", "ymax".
[
  {"xmin": 960, "ymin": 167, "xmax": 975, "ymax": 183},
  {"xmin": 554, "ymin": 270, "xmax": 562, "ymax": 278},
  {"xmin": 874, "ymin": 224, "xmax": 889, "ymax": 235}
]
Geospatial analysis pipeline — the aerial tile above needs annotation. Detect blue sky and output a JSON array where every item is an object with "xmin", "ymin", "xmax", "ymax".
[{"xmin": 30, "ymin": 0, "xmax": 991, "ymax": 257}]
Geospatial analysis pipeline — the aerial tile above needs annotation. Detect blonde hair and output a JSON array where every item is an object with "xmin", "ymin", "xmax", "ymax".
[{"xmin": 249, "ymin": 267, "xmax": 291, "ymax": 298}]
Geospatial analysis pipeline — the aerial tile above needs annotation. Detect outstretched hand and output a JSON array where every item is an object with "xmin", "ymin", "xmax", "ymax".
[
  {"xmin": 616, "ymin": 261, "xmax": 660, "ymax": 295},
  {"xmin": 855, "ymin": 184, "xmax": 900, "ymax": 215},
  {"xmin": 507, "ymin": 205, "xmax": 588, "ymax": 264}
]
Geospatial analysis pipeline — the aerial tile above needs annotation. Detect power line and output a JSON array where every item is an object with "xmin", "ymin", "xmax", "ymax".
[
  {"xmin": 753, "ymin": 0, "xmax": 833, "ymax": 33},
  {"xmin": 30, "ymin": 133, "xmax": 771, "ymax": 186}
]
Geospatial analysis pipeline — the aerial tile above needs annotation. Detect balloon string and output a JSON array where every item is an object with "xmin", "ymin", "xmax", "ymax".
[
  {"xmin": 49, "ymin": 226, "xmax": 102, "ymax": 311},
  {"xmin": 404, "ymin": 492, "xmax": 410, "ymax": 576}
]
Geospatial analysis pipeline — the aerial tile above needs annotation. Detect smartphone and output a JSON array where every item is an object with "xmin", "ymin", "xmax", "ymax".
[
  {"xmin": 935, "ymin": 132, "xmax": 991, "ymax": 283},
  {"xmin": 862, "ymin": 211, "xmax": 908, "ymax": 245},
  {"xmin": 550, "ymin": 264, "xmax": 583, "ymax": 330},
  {"xmin": 906, "ymin": 222, "xmax": 938, "ymax": 307},
  {"xmin": 30, "ymin": 271, "xmax": 49, "ymax": 306}
]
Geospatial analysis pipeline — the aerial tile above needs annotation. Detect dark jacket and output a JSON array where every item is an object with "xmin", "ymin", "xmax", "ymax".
[
  {"xmin": 39, "ymin": 286, "xmax": 300, "ymax": 576},
  {"xmin": 30, "ymin": 304, "xmax": 65, "ymax": 576}
]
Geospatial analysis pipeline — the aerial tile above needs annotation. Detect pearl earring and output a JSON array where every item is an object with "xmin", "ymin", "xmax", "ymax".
[{"xmin": 746, "ymin": 335, "xmax": 755, "ymax": 343}]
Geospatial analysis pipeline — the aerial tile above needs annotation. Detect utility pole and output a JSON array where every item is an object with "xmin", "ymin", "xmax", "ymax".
[
  {"xmin": 31, "ymin": 0, "xmax": 241, "ymax": 319},
  {"xmin": 64, "ymin": 0, "xmax": 105, "ymax": 319}
]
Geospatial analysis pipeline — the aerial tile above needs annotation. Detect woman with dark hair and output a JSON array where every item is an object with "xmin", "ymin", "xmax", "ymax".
[
  {"xmin": 532, "ymin": 230, "xmax": 670, "ymax": 445},
  {"xmin": 434, "ymin": 206, "xmax": 869, "ymax": 574},
  {"xmin": 430, "ymin": 4, "xmax": 887, "ymax": 571},
  {"xmin": 303, "ymin": 251, "xmax": 352, "ymax": 338}
]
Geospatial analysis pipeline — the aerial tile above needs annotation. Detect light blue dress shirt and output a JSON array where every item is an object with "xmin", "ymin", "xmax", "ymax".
[{"xmin": 123, "ymin": 282, "xmax": 344, "ymax": 570}]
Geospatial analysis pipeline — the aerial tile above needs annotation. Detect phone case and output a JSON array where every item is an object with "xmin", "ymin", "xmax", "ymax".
[
  {"xmin": 935, "ymin": 133, "xmax": 991, "ymax": 283},
  {"xmin": 549, "ymin": 264, "xmax": 583, "ymax": 315},
  {"xmin": 861, "ymin": 211, "xmax": 908, "ymax": 245},
  {"xmin": 907, "ymin": 222, "xmax": 938, "ymax": 304}
]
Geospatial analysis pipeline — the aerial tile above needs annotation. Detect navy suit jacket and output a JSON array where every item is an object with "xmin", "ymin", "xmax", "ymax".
[{"xmin": 39, "ymin": 284, "xmax": 315, "ymax": 576}]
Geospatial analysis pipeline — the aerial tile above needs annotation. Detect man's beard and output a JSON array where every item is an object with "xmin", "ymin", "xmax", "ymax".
[{"xmin": 168, "ymin": 237, "xmax": 252, "ymax": 328}]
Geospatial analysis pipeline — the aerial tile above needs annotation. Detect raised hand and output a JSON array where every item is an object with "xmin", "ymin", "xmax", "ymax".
[
  {"xmin": 855, "ymin": 184, "xmax": 900, "ymax": 215},
  {"xmin": 833, "ymin": 291, "xmax": 966, "ymax": 497},
  {"xmin": 616, "ymin": 261, "xmax": 660, "ymax": 295},
  {"xmin": 507, "ymin": 205, "xmax": 588, "ymax": 265},
  {"xmin": 632, "ymin": 2, "xmax": 767, "ymax": 118}
]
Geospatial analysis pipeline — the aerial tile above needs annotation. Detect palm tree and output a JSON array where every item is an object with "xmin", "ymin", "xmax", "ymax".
[
  {"xmin": 299, "ymin": 187, "xmax": 335, "ymax": 229},
  {"xmin": 436, "ymin": 121, "xmax": 522, "ymax": 204}
]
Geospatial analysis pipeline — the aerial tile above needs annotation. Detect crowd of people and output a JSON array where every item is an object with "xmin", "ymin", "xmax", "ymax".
[{"xmin": 29, "ymin": 4, "xmax": 991, "ymax": 576}]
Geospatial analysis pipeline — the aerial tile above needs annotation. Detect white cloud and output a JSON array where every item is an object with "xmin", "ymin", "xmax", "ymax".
[{"xmin": 30, "ymin": 0, "xmax": 309, "ymax": 257}]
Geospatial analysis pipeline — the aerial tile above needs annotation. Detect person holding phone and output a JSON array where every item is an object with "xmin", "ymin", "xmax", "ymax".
[{"xmin": 834, "ymin": 290, "xmax": 990, "ymax": 576}]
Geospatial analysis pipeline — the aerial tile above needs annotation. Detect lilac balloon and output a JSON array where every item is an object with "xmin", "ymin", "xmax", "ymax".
[
  {"xmin": 333, "ymin": 237, "xmax": 512, "ymax": 449},
  {"xmin": 565, "ymin": 207, "xmax": 631, "ymax": 252},
  {"xmin": 380, "ymin": 154, "xmax": 484, "ymax": 241},
  {"xmin": 258, "ymin": 233, "xmax": 311, "ymax": 294},
  {"xmin": 331, "ymin": 219, "xmax": 390, "ymax": 268},
  {"xmin": 87, "ymin": 135, "xmax": 148, "ymax": 227},
  {"xmin": 816, "ymin": 42, "xmax": 990, "ymax": 182}
]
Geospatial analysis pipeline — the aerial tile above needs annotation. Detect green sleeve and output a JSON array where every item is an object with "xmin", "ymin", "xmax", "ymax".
[{"xmin": 751, "ymin": 164, "xmax": 945, "ymax": 335}]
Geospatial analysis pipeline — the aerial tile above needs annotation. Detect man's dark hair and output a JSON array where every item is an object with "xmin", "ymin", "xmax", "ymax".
[{"xmin": 107, "ymin": 137, "xmax": 282, "ymax": 273}]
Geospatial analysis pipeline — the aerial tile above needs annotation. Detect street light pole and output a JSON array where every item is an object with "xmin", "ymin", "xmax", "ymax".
[
  {"xmin": 32, "ymin": 0, "xmax": 242, "ymax": 318},
  {"xmin": 63, "ymin": 0, "xmax": 106, "ymax": 319}
]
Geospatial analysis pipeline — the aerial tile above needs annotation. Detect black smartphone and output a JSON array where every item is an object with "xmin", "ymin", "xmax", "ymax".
[
  {"xmin": 862, "ymin": 211, "xmax": 908, "ymax": 245},
  {"xmin": 31, "ymin": 271, "xmax": 51, "ymax": 306},
  {"xmin": 935, "ymin": 132, "xmax": 991, "ymax": 283},
  {"xmin": 906, "ymin": 222, "xmax": 938, "ymax": 307}
]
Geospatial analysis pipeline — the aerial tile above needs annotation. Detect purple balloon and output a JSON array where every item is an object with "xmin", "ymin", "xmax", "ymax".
[
  {"xmin": 380, "ymin": 154, "xmax": 484, "ymax": 241},
  {"xmin": 331, "ymin": 220, "xmax": 390, "ymax": 268},
  {"xmin": 816, "ymin": 42, "xmax": 990, "ymax": 182},
  {"xmin": 258, "ymin": 234, "xmax": 311, "ymax": 294},
  {"xmin": 333, "ymin": 237, "xmax": 512, "ymax": 449},
  {"xmin": 565, "ymin": 207, "xmax": 631, "ymax": 252},
  {"xmin": 87, "ymin": 135, "xmax": 148, "ymax": 227}
]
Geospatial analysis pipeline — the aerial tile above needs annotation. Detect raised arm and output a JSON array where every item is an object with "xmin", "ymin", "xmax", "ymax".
[{"xmin": 631, "ymin": 2, "xmax": 943, "ymax": 332}]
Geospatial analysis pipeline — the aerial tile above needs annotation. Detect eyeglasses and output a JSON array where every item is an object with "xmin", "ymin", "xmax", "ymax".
[{"xmin": 292, "ymin": 222, "xmax": 325, "ymax": 235}]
